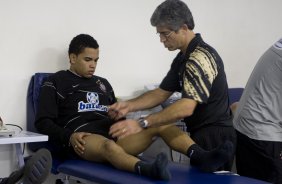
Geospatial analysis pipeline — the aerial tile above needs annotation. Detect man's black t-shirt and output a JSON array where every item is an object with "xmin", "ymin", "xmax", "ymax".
[
  {"xmin": 160, "ymin": 34, "xmax": 232, "ymax": 133},
  {"xmin": 35, "ymin": 70, "xmax": 117, "ymax": 147}
]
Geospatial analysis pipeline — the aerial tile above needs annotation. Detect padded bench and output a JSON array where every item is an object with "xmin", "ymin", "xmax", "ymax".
[{"xmin": 57, "ymin": 159, "xmax": 270, "ymax": 184}]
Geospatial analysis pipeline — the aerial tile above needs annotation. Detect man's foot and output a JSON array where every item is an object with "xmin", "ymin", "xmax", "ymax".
[
  {"xmin": 6, "ymin": 148, "xmax": 52, "ymax": 184},
  {"xmin": 135, "ymin": 152, "xmax": 171, "ymax": 180},
  {"xmin": 151, "ymin": 152, "xmax": 171, "ymax": 180},
  {"xmin": 188, "ymin": 141, "xmax": 234, "ymax": 172}
]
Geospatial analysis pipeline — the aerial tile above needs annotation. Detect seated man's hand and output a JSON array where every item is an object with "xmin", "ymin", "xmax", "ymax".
[
  {"xmin": 108, "ymin": 101, "xmax": 130, "ymax": 120},
  {"xmin": 70, "ymin": 132, "xmax": 92, "ymax": 155},
  {"xmin": 109, "ymin": 119, "xmax": 143, "ymax": 139}
]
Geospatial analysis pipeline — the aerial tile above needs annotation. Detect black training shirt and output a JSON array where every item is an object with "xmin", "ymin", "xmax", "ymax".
[
  {"xmin": 35, "ymin": 70, "xmax": 116, "ymax": 147},
  {"xmin": 160, "ymin": 34, "xmax": 232, "ymax": 133}
]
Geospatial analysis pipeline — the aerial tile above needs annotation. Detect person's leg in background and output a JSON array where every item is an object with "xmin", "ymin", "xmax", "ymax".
[
  {"xmin": 0, "ymin": 148, "xmax": 52, "ymax": 184},
  {"xmin": 236, "ymin": 130, "xmax": 282, "ymax": 184},
  {"xmin": 273, "ymin": 144, "xmax": 282, "ymax": 184}
]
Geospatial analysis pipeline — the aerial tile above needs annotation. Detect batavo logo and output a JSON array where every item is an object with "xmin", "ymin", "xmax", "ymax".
[{"xmin": 78, "ymin": 92, "xmax": 108, "ymax": 112}]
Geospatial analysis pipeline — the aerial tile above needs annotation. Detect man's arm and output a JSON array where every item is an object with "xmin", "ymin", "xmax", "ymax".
[
  {"xmin": 145, "ymin": 98, "xmax": 197, "ymax": 127},
  {"xmin": 34, "ymin": 78, "xmax": 75, "ymax": 147},
  {"xmin": 109, "ymin": 98, "xmax": 197, "ymax": 139},
  {"xmin": 109, "ymin": 88, "xmax": 172, "ymax": 120},
  {"xmin": 129, "ymin": 88, "xmax": 172, "ymax": 110}
]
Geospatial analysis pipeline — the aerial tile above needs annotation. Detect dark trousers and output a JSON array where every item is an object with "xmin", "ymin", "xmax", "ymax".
[
  {"xmin": 190, "ymin": 125, "xmax": 237, "ymax": 171},
  {"xmin": 236, "ymin": 130, "xmax": 282, "ymax": 184}
]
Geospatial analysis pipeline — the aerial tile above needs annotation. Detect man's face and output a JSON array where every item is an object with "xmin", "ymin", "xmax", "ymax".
[
  {"xmin": 70, "ymin": 47, "xmax": 99, "ymax": 78},
  {"xmin": 156, "ymin": 26, "xmax": 186, "ymax": 51}
]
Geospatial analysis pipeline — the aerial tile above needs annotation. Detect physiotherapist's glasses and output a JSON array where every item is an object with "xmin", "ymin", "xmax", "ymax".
[{"xmin": 157, "ymin": 31, "xmax": 174, "ymax": 39}]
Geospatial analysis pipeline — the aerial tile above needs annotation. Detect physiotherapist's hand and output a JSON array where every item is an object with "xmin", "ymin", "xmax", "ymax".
[
  {"xmin": 108, "ymin": 101, "xmax": 131, "ymax": 120},
  {"xmin": 109, "ymin": 119, "xmax": 143, "ymax": 139},
  {"xmin": 70, "ymin": 132, "xmax": 92, "ymax": 155}
]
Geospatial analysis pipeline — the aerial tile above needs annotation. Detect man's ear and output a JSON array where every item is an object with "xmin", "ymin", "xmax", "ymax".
[
  {"xmin": 181, "ymin": 24, "xmax": 189, "ymax": 31},
  {"xmin": 69, "ymin": 53, "xmax": 77, "ymax": 64}
]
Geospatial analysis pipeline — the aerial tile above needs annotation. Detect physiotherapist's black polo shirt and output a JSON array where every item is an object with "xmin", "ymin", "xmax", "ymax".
[{"xmin": 160, "ymin": 34, "xmax": 232, "ymax": 133}]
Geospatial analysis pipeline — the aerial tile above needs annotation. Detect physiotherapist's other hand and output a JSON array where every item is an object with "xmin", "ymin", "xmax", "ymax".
[
  {"xmin": 109, "ymin": 119, "xmax": 143, "ymax": 139},
  {"xmin": 108, "ymin": 101, "xmax": 131, "ymax": 120},
  {"xmin": 70, "ymin": 132, "xmax": 92, "ymax": 155}
]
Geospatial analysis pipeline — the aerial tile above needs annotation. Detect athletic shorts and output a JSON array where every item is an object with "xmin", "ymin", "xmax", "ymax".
[
  {"xmin": 236, "ymin": 130, "xmax": 282, "ymax": 184},
  {"xmin": 74, "ymin": 119, "xmax": 117, "ymax": 140},
  {"xmin": 66, "ymin": 119, "xmax": 118, "ymax": 159}
]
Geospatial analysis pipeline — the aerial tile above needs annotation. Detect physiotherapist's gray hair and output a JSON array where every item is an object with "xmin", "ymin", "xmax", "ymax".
[{"xmin": 150, "ymin": 0, "xmax": 195, "ymax": 31}]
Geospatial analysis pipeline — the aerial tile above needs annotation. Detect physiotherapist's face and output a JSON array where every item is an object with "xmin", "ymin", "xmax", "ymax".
[
  {"xmin": 70, "ymin": 47, "xmax": 99, "ymax": 78},
  {"xmin": 156, "ymin": 26, "xmax": 187, "ymax": 52}
]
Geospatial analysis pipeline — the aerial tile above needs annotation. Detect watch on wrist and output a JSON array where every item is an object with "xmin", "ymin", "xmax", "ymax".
[{"xmin": 138, "ymin": 117, "xmax": 148, "ymax": 129}]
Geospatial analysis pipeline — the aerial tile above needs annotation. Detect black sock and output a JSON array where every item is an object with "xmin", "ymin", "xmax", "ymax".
[
  {"xmin": 187, "ymin": 141, "xmax": 234, "ymax": 172},
  {"xmin": 134, "ymin": 152, "xmax": 171, "ymax": 180}
]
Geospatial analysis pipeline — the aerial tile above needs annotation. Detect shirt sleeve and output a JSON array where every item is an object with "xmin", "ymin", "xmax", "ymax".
[
  {"xmin": 35, "ymin": 77, "xmax": 73, "ymax": 147},
  {"xmin": 182, "ymin": 47, "xmax": 218, "ymax": 103}
]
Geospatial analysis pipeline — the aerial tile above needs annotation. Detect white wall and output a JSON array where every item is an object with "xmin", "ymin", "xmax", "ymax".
[{"xmin": 0, "ymin": 0, "xmax": 281, "ymax": 176}]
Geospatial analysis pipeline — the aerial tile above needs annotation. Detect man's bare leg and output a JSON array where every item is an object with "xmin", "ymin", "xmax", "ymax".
[
  {"xmin": 116, "ymin": 124, "xmax": 194, "ymax": 155},
  {"xmin": 116, "ymin": 126, "xmax": 167, "ymax": 155},
  {"xmin": 80, "ymin": 134, "xmax": 138, "ymax": 171},
  {"xmin": 77, "ymin": 134, "xmax": 171, "ymax": 180},
  {"xmin": 118, "ymin": 124, "xmax": 234, "ymax": 172},
  {"xmin": 157, "ymin": 125, "xmax": 195, "ymax": 153}
]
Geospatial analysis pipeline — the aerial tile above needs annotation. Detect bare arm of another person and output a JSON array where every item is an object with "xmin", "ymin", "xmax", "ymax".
[
  {"xmin": 145, "ymin": 98, "xmax": 197, "ymax": 127},
  {"xmin": 109, "ymin": 88, "xmax": 172, "ymax": 120}
]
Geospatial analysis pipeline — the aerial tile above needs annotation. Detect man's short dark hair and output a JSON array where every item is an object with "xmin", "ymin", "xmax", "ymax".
[
  {"xmin": 150, "ymin": 0, "xmax": 195, "ymax": 31},
  {"xmin": 68, "ymin": 34, "xmax": 99, "ymax": 55}
]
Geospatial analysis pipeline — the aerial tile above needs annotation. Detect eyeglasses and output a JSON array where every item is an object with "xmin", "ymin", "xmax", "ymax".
[{"xmin": 157, "ymin": 31, "xmax": 174, "ymax": 39}]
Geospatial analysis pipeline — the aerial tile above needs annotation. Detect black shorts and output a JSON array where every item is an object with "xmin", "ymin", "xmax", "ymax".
[
  {"xmin": 75, "ymin": 119, "xmax": 116, "ymax": 140},
  {"xmin": 236, "ymin": 130, "xmax": 282, "ymax": 184},
  {"xmin": 190, "ymin": 125, "xmax": 236, "ymax": 171}
]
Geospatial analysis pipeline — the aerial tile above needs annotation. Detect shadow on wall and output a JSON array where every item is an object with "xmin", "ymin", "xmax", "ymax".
[{"xmin": 31, "ymin": 48, "xmax": 68, "ymax": 72}]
